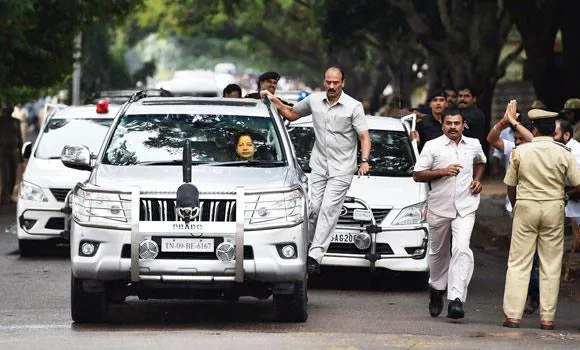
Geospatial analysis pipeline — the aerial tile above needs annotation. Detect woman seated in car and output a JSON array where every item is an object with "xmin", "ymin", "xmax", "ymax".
[{"xmin": 234, "ymin": 130, "xmax": 256, "ymax": 160}]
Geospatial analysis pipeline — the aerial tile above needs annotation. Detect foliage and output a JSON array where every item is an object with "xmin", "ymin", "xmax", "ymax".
[{"xmin": 0, "ymin": 0, "xmax": 142, "ymax": 103}]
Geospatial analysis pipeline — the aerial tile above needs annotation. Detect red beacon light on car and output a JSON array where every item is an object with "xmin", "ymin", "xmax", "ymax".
[{"xmin": 96, "ymin": 99, "xmax": 110, "ymax": 114}]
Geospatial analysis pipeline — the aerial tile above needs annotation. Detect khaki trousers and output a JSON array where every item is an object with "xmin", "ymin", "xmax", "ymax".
[
  {"xmin": 308, "ymin": 172, "xmax": 353, "ymax": 263},
  {"xmin": 503, "ymin": 199, "xmax": 565, "ymax": 321}
]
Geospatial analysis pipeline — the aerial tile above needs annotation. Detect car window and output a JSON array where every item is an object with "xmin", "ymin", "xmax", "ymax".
[
  {"xmin": 34, "ymin": 118, "xmax": 113, "ymax": 159},
  {"xmin": 102, "ymin": 113, "xmax": 286, "ymax": 165},
  {"xmin": 288, "ymin": 126, "xmax": 415, "ymax": 176}
]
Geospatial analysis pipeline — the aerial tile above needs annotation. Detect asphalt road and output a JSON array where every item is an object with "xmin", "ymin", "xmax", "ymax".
[{"xmin": 0, "ymin": 202, "xmax": 579, "ymax": 350}]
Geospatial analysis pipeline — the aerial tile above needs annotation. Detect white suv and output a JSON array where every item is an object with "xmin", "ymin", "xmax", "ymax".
[
  {"xmin": 288, "ymin": 115, "xmax": 429, "ymax": 284},
  {"xmin": 62, "ymin": 93, "xmax": 309, "ymax": 323},
  {"xmin": 17, "ymin": 102, "xmax": 119, "ymax": 256}
]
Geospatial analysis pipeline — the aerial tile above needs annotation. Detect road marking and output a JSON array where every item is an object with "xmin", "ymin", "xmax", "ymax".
[{"xmin": 0, "ymin": 324, "xmax": 69, "ymax": 331}]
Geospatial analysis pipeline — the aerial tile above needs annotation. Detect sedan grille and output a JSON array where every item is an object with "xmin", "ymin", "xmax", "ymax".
[
  {"xmin": 338, "ymin": 208, "xmax": 390, "ymax": 224},
  {"xmin": 49, "ymin": 188, "xmax": 71, "ymax": 202},
  {"xmin": 140, "ymin": 198, "xmax": 236, "ymax": 222}
]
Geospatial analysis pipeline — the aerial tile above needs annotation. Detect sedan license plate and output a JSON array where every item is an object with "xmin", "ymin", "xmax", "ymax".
[
  {"xmin": 161, "ymin": 238, "xmax": 214, "ymax": 252},
  {"xmin": 331, "ymin": 232, "xmax": 356, "ymax": 244}
]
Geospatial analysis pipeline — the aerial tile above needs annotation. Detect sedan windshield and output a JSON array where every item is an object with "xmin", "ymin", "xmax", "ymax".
[
  {"xmin": 35, "ymin": 118, "xmax": 113, "ymax": 159},
  {"xmin": 102, "ymin": 114, "xmax": 286, "ymax": 166},
  {"xmin": 288, "ymin": 126, "xmax": 415, "ymax": 177}
]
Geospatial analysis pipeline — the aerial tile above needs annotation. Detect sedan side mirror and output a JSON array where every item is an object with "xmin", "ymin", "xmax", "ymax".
[
  {"xmin": 61, "ymin": 145, "xmax": 92, "ymax": 171},
  {"xmin": 21, "ymin": 142, "xmax": 32, "ymax": 160}
]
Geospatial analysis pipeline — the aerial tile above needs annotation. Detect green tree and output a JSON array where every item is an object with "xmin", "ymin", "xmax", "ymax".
[{"xmin": 0, "ymin": 0, "xmax": 142, "ymax": 103}]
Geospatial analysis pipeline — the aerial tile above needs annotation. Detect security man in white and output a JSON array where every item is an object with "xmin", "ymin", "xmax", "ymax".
[{"xmin": 262, "ymin": 66, "xmax": 371, "ymax": 274}]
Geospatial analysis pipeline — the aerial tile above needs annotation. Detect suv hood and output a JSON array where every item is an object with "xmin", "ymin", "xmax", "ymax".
[
  {"xmin": 348, "ymin": 176, "xmax": 427, "ymax": 208},
  {"xmin": 91, "ymin": 165, "xmax": 295, "ymax": 192},
  {"xmin": 305, "ymin": 174, "xmax": 427, "ymax": 209},
  {"xmin": 24, "ymin": 158, "xmax": 91, "ymax": 188}
]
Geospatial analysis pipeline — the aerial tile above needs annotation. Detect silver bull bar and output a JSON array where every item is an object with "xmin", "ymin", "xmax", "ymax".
[{"xmin": 331, "ymin": 196, "xmax": 428, "ymax": 273}]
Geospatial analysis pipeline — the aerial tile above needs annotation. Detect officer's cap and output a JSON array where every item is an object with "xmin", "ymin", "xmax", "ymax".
[
  {"xmin": 563, "ymin": 98, "xmax": 580, "ymax": 110},
  {"xmin": 528, "ymin": 108, "xmax": 559, "ymax": 120},
  {"xmin": 258, "ymin": 71, "xmax": 280, "ymax": 82},
  {"xmin": 529, "ymin": 99, "xmax": 545, "ymax": 110}
]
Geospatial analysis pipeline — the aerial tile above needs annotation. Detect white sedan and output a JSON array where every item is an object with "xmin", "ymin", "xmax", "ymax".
[
  {"xmin": 17, "ymin": 102, "xmax": 119, "ymax": 256},
  {"xmin": 288, "ymin": 115, "xmax": 429, "ymax": 284}
]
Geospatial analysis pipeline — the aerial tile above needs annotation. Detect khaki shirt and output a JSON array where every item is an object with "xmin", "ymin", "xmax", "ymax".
[
  {"xmin": 293, "ymin": 91, "xmax": 368, "ymax": 177},
  {"xmin": 414, "ymin": 134, "xmax": 487, "ymax": 218},
  {"xmin": 504, "ymin": 136, "xmax": 580, "ymax": 200}
]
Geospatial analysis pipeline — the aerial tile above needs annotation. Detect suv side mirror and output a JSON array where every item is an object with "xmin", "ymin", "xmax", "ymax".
[
  {"xmin": 21, "ymin": 142, "xmax": 32, "ymax": 160},
  {"xmin": 61, "ymin": 145, "xmax": 92, "ymax": 171}
]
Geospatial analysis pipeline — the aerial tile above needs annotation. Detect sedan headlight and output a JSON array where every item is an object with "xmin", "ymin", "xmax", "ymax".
[
  {"xmin": 20, "ymin": 181, "xmax": 49, "ymax": 202},
  {"xmin": 392, "ymin": 202, "xmax": 427, "ymax": 225},
  {"xmin": 72, "ymin": 188, "xmax": 132, "ymax": 228},
  {"xmin": 245, "ymin": 189, "xmax": 305, "ymax": 229}
]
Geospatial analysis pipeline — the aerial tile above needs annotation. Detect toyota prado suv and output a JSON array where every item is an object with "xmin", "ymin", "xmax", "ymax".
[{"xmin": 61, "ymin": 92, "xmax": 309, "ymax": 323}]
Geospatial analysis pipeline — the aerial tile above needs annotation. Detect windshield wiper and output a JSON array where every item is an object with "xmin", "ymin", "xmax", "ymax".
[
  {"xmin": 135, "ymin": 160, "xmax": 210, "ymax": 166},
  {"xmin": 209, "ymin": 160, "xmax": 285, "ymax": 167}
]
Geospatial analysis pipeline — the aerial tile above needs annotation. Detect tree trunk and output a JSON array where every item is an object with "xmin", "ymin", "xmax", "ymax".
[
  {"xmin": 560, "ymin": 0, "xmax": 580, "ymax": 98},
  {"xmin": 504, "ymin": 0, "xmax": 562, "ymax": 110}
]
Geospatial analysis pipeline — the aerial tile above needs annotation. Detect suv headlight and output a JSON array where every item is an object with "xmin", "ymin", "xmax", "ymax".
[
  {"xmin": 72, "ymin": 188, "xmax": 132, "ymax": 228},
  {"xmin": 20, "ymin": 181, "xmax": 49, "ymax": 202},
  {"xmin": 392, "ymin": 202, "xmax": 427, "ymax": 225},
  {"xmin": 245, "ymin": 189, "xmax": 305, "ymax": 229}
]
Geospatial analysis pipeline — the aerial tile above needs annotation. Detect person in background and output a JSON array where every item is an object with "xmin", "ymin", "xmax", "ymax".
[
  {"xmin": 561, "ymin": 98, "xmax": 580, "ymax": 142},
  {"xmin": 444, "ymin": 87, "xmax": 457, "ymax": 108},
  {"xmin": 502, "ymin": 109, "xmax": 580, "ymax": 330},
  {"xmin": 413, "ymin": 109, "xmax": 487, "ymax": 320},
  {"xmin": 457, "ymin": 85, "xmax": 486, "ymax": 145},
  {"xmin": 0, "ymin": 103, "xmax": 23, "ymax": 205},
  {"xmin": 553, "ymin": 119, "xmax": 580, "ymax": 254},
  {"xmin": 409, "ymin": 90, "xmax": 448, "ymax": 148},
  {"xmin": 223, "ymin": 84, "xmax": 242, "ymax": 98},
  {"xmin": 246, "ymin": 71, "xmax": 292, "ymax": 106}
]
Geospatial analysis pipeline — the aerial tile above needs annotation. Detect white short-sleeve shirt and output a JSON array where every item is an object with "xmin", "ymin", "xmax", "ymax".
[{"xmin": 414, "ymin": 134, "xmax": 487, "ymax": 218}]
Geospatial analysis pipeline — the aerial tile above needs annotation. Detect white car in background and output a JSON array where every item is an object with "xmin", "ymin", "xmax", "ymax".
[
  {"xmin": 16, "ymin": 101, "xmax": 119, "ymax": 256},
  {"xmin": 288, "ymin": 115, "xmax": 429, "ymax": 285}
]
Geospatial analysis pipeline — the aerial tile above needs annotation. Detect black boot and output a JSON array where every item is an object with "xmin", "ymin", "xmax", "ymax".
[
  {"xmin": 428, "ymin": 286, "xmax": 445, "ymax": 317},
  {"xmin": 447, "ymin": 298, "xmax": 465, "ymax": 319}
]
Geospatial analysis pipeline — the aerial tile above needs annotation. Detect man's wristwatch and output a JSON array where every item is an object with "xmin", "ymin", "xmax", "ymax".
[{"xmin": 361, "ymin": 158, "xmax": 368, "ymax": 163}]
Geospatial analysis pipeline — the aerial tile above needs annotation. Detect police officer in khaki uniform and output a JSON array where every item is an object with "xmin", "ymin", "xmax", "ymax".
[{"xmin": 502, "ymin": 109, "xmax": 580, "ymax": 330}]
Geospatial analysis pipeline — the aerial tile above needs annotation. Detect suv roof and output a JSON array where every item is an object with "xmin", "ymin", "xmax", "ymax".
[
  {"xmin": 124, "ymin": 96, "xmax": 272, "ymax": 117},
  {"xmin": 290, "ymin": 115, "xmax": 406, "ymax": 132}
]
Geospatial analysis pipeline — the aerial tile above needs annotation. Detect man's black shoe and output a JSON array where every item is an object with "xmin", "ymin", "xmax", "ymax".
[
  {"xmin": 428, "ymin": 286, "xmax": 444, "ymax": 317},
  {"xmin": 447, "ymin": 298, "xmax": 465, "ymax": 319},
  {"xmin": 307, "ymin": 257, "xmax": 320, "ymax": 275}
]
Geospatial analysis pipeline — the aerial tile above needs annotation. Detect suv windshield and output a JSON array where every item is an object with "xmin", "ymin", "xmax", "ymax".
[
  {"xmin": 102, "ymin": 113, "xmax": 286, "ymax": 166},
  {"xmin": 288, "ymin": 126, "xmax": 415, "ymax": 177},
  {"xmin": 35, "ymin": 118, "xmax": 113, "ymax": 159}
]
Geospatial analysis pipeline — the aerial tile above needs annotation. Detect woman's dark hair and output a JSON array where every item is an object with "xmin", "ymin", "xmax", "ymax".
[{"xmin": 233, "ymin": 129, "xmax": 254, "ymax": 146}]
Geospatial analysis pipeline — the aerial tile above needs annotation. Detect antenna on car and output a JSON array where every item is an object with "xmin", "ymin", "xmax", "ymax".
[
  {"xmin": 175, "ymin": 139, "xmax": 199, "ymax": 223},
  {"xmin": 182, "ymin": 139, "xmax": 192, "ymax": 183}
]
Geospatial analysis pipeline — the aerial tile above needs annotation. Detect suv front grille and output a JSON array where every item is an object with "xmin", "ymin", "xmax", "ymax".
[
  {"xmin": 338, "ymin": 208, "xmax": 390, "ymax": 225},
  {"xmin": 49, "ymin": 188, "xmax": 71, "ymax": 202},
  {"xmin": 140, "ymin": 198, "xmax": 236, "ymax": 222}
]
